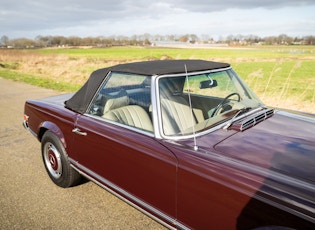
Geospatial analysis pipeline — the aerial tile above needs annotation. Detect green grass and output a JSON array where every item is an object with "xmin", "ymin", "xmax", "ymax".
[
  {"xmin": 232, "ymin": 59, "xmax": 315, "ymax": 102},
  {"xmin": 1, "ymin": 46, "xmax": 314, "ymax": 106},
  {"xmin": 35, "ymin": 46, "xmax": 315, "ymax": 60},
  {"xmin": 0, "ymin": 69, "xmax": 80, "ymax": 92}
]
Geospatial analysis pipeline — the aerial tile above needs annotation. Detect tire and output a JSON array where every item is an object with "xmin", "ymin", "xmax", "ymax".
[{"xmin": 41, "ymin": 131, "xmax": 81, "ymax": 188}]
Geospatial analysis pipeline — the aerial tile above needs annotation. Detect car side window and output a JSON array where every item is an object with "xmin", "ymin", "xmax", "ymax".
[{"xmin": 88, "ymin": 72, "xmax": 154, "ymax": 132}]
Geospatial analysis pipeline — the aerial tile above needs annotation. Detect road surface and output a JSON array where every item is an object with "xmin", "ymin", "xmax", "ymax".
[{"xmin": 0, "ymin": 78, "xmax": 165, "ymax": 229}]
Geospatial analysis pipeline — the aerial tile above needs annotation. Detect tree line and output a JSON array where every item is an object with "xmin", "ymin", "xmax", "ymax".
[{"xmin": 1, "ymin": 34, "xmax": 314, "ymax": 48}]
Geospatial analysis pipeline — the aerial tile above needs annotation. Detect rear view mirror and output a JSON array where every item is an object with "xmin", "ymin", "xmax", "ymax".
[{"xmin": 199, "ymin": 79, "xmax": 217, "ymax": 89}]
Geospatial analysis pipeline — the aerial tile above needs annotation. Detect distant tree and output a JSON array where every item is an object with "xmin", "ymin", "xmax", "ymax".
[
  {"xmin": 36, "ymin": 35, "xmax": 53, "ymax": 46},
  {"xmin": 35, "ymin": 36, "xmax": 47, "ymax": 47},
  {"xmin": 2, "ymin": 33, "xmax": 315, "ymax": 48},
  {"xmin": 10, "ymin": 38, "xmax": 36, "ymax": 48},
  {"xmin": 264, "ymin": 36, "xmax": 277, "ymax": 45},
  {"xmin": 1, "ymin": 35, "xmax": 9, "ymax": 46},
  {"xmin": 276, "ymin": 34, "xmax": 293, "ymax": 45},
  {"xmin": 166, "ymin": 35, "xmax": 176, "ymax": 41},
  {"xmin": 226, "ymin": 35, "xmax": 235, "ymax": 44},
  {"xmin": 48, "ymin": 36, "xmax": 67, "ymax": 46},
  {"xmin": 293, "ymin": 37, "xmax": 302, "ymax": 44},
  {"xmin": 178, "ymin": 35, "xmax": 189, "ymax": 42},
  {"xmin": 304, "ymin": 36, "xmax": 315, "ymax": 45},
  {"xmin": 246, "ymin": 34, "xmax": 261, "ymax": 44}
]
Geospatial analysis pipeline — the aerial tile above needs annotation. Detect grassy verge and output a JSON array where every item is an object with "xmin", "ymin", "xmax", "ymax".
[{"xmin": 0, "ymin": 69, "xmax": 80, "ymax": 92}]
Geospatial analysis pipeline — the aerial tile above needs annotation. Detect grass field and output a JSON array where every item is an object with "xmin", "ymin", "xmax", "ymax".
[{"xmin": 0, "ymin": 46, "xmax": 314, "ymax": 113}]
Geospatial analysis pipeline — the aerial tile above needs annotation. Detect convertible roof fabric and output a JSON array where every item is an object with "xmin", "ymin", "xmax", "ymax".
[{"xmin": 65, "ymin": 59, "xmax": 230, "ymax": 114}]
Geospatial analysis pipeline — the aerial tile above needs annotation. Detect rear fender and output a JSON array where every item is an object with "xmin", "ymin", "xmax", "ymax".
[{"xmin": 38, "ymin": 121, "xmax": 66, "ymax": 148}]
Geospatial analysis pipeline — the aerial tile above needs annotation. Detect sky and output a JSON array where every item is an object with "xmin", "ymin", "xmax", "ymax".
[{"xmin": 1, "ymin": 0, "xmax": 315, "ymax": 40}]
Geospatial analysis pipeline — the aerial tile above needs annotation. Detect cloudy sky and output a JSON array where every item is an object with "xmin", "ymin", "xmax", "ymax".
[{"xmin": 1, "ymin": 0, "xmax": 315, "ymax": 40}]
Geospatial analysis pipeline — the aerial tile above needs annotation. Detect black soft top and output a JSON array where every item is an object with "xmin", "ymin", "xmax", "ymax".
[{"xmin": 65, "ymin": 59, "xmax": 230, "ymax": 113}]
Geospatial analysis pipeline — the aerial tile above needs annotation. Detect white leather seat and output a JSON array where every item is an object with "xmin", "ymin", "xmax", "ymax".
[
  {"xmin": 159, "ymin": 78, "xmax": 194, "ymax": 135},
  {"xmin": 161, "ymin": 96, "xmax": 196, "ymax": 135},
  {"xmin": 159, "ymin": 79, "xmax": 204, "ymax": 135},
  {"xmin": 103, "ymin": 105, "xmax": 153, "ymax": 132}
]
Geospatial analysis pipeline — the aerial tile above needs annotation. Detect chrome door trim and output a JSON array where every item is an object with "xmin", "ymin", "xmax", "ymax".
[{"xmin": 70, "ymin": 159, "xmax": 190, "ymax": 230}]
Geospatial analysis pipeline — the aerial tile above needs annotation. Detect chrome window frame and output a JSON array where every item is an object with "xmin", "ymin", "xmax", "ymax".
[
  {"xmin": 152, "ymin": 67, "xmax": 233, "ymax": 140},
  {"xmin": 84, "ymin": 71, "xmax": 155, "ymax": 137}
]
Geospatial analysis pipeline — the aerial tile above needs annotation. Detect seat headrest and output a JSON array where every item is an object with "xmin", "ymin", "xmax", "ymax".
[
  {"xmin": 104, "ymin": 95, "xmax": 129, "ymax": 113},
  {"xmin": 159, "ymin": 78, "xmax": 182, "ymax": 97}
]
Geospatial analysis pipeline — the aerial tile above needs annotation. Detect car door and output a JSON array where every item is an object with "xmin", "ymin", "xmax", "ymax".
[{"xmin": 72, "ymin": 114, "xmax": 177, "ymax": 223}]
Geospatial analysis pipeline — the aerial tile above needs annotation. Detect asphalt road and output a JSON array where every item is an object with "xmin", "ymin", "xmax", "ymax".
[{"xmin": 0, "ymin": 78, "xmax": 165, "ymax": 230}]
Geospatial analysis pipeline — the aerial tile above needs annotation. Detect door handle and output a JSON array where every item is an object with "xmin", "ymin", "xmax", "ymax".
[{"xmin": 72, "ymin": 128, "xmax": 87, "ymax": 136}]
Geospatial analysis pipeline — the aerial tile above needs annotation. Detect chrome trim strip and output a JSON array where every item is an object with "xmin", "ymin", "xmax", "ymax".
[
  {"xmin": 151, "ymin": 75, "xmax": 162, "ymax": 139},
  {"xmin": 83, "ymin": 113, "xmax": 155, "ymax": 138},
  {"xmin": 23, "ymin": 122, "xmax": 38, "ymax": 138},
  {"xmin": 69, "ymin": 159, "xmax": 187, "ymax": 230},
  {"xmin": 276, "ymin": 110, "xmax": 315, "ymax": 124},
  {"xmin": 157, "ymin": 67, "xmax": 232, "ymax": 79},
  {"xmin": 23, "ymin": 120, "xmax": 29, "ymax": 129}
]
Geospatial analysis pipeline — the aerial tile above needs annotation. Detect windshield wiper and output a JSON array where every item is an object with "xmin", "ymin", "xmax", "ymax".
[{"xmin": 222, "ymin": 107, "xmax": 252, "ymax": 130}]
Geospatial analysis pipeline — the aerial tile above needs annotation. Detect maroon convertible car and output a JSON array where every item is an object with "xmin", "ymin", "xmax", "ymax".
[{"xmin": 23, "ymin": 60, "xmax": 315, "ymax": 229}]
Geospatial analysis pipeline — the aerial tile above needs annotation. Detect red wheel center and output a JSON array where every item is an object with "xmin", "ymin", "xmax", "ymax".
[{"xmin": 48, "ymin": 150, "xmax": 58, "ymax": 170}]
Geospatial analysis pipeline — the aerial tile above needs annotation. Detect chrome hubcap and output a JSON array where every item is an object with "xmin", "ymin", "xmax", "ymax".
[{"xmin": 44, "ymin": 142, "xmax": 62, "ymax": 179}]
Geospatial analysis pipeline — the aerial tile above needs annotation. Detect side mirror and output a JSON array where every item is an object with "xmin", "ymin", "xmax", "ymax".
[{"xmin": 199, "ymin": 79, "xmax": 217, "ymax": 89}]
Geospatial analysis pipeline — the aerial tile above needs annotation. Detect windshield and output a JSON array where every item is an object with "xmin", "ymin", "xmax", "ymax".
[{"xmin": 158, "ymin": 69, "xmax": 263, "ymax": 136}]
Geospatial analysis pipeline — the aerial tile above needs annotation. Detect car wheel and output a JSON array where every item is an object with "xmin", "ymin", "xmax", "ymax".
[{"xmin": 41, "ymin": 131, "xmax": 81, "ymax": 188}]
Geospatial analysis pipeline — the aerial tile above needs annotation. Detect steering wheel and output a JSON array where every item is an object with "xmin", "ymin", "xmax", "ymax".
[{"xmin": 210, "ymin": 92, "xmax": 241, "ymax": 117}]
